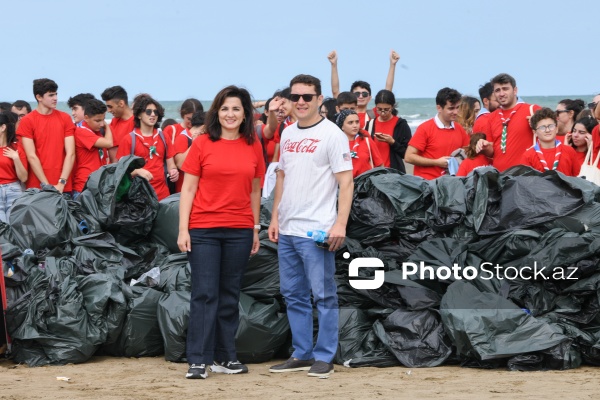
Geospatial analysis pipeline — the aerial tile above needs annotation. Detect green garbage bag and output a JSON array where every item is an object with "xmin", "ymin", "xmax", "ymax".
[
  {"xmin": 157, "ymin": 290, "xmax": 190, "ymax": 362},
  {"xmin": 149, "ymin": 194, "xmax": 180, "ymax": 254}
]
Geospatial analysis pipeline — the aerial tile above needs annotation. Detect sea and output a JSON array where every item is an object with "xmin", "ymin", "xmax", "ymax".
[{"xmin": 52, "ymin": 95, "xmax": 593, "ymax": 130}]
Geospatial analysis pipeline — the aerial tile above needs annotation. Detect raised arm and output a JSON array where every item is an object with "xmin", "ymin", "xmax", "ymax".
[
  {"xmin": 328, "ymin": 50, "xmax": 340, "ymax": 99},
  {"xmin": 385, "ymin": 50, "xmax": 400, "ymax": 91}
]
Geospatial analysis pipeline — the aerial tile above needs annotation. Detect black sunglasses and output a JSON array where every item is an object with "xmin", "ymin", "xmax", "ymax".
[
  {"xmin": 144, "ymin": 109, "xmax": 159, "ymax": 116},
  {"xmin": 353, "ymin": 91, "xmax": 370, "ymax": 98},
  {"xmin": 290, "ymin": 93, "xmax": 318, "ymax": 102},
  {"xmin": 588, "ymin": 102, "xmax": 597, "ymax": 110}
]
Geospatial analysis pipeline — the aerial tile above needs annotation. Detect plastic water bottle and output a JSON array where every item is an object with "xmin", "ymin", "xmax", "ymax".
[{"xmin": 307, "ymin": 230, "xmax": 329, "ymax": 249}]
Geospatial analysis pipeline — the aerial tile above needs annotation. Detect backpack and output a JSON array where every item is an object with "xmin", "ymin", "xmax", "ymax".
[
  {"xmin": 130, "ymin": 129, "xmax": 176, "ymax": 195},
  {"xmin": 255, "ymin": 124, "xmax": 270, "ymax": 167}
]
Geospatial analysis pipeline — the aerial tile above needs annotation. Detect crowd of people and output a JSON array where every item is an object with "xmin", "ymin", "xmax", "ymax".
[{"xmin": 1, "ymin": 50, "xmax": 600, "ymax": 380}]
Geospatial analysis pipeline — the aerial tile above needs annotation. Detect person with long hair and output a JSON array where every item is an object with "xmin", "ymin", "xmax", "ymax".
[
  {"xmin": 335, "ymin": 109, "xmax": 383, "ymax": 177},
  {"xmin": 456, "ymin": 132, "xmax": 492, "ymax": 176},
  {"xmin": 178, "ymin": 85, "xmax": 265, "ymax": 379},
  {"xmin": 0, "ymin": 112, "xmax": 28, "ymax": 222},
  {"xmin": 555, "ymin": 99, "xmax": 585, "ymax": 136},
  {"xmin": 456, "ymin": 96, "xmax": 481, "ymax": 135},
  {"xmin": 565, "ymin": 116, "xmax": 598, "ymax": 174}
]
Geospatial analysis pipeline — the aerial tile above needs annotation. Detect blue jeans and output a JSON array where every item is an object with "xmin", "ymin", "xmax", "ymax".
[
  {"xmin": 186, "ymin": 228, "xmax": 253, "ymax": 365},
  {"xmin": 278, "ymin": 234, "xmax": 338, "ymax": 363},
  {"xmin": 0, "ymin": 182, "xmax": 23, "ymax": 223}
]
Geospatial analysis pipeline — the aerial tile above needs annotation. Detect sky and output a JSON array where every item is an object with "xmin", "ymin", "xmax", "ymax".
[{"xmin": 2, "ymin": 0, "xmax": 599, "ymax": 102}]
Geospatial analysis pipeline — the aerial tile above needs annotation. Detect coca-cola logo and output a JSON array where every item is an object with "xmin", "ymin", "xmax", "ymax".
[{"xmin": 282, "ymin": 138, "xmax": 321, "ymax": 154}]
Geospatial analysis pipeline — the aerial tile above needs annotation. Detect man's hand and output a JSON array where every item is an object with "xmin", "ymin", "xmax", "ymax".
[
  {"xmin": 53, "ymin": 183, "xmax": 65, "ymax": 193},
  {"xmin": 476, "ymin": 139, "xmax": 492, "ymax": 154},
  {"xmin": 168, "ymin": 168, "xmax": 179, "ymax": 182},
  {"xmin": 327, "ymin": 50, "xmax": 337, "ymax": 65},
  {"xmin": 327, "ymin": 222, "xmax": 346, "ymax": 252},
  {"xmin": 390, "ymin": 50, "xmax": 400, "ymax": 65},
  {"xmin": 268, "ymin": 220, "xmax": 279, "ymax": 243},
  {"xmin": 131, "ymin": 168, "xmax": 153, "ymax": 181},
  {"xmin": 435, "ymin": 156, "xmax": 452, "ymax": 168}
]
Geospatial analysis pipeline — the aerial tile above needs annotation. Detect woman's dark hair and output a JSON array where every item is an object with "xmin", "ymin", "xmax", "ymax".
[
  {"xmin": 374, "ymin": 90, "xmax": 398, "ymax": 116},
  {"xmin": 161, "ymin": 118, "xmax": 177, "ymax": 129},
  {"xmin": 132, "ymin": 94, "xmax": 165, "ymax": 129},
  {"xmin": 260, "ymin": 97, "xmax": 273, "ymax": 124},
  {"xmin": 574, "ymin": 115, "xmax": 598, "ymax": 135},
  {"xmin": 321, "ymin": 97, "xmax": 337, "ymax": 123},
  {"xmin": 465, "ymin": 132, "xmax": 486, "ymax": 159},
  {"xmin": 179, "ymin": 98, "xmax": 203, "ymax": 118},
  {"xmin": 0, "ymin": 111, "xmax": 18, "ymax": 145},
  {"xmin": 205, "ymin": 85, "xmax": 255, "ymax": 145},
  {"xmin": 558, "ymin": 99, "xmax": 585, "ymax": 123}
]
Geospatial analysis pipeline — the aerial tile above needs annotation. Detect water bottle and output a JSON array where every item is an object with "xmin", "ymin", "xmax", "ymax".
[{"xmin": 307, "ymin": 230, "xmax": 329, "ymax": 249}]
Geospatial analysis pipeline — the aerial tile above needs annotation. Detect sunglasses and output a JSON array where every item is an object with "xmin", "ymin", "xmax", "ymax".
[
  {"xmin": 377, "ymin": 107, "xmax": 392, "ymax": 114},
  {"xmin": 144, "ymin": 109, "xmax": 159, "ymax": 116},
  {"xmin": 555, "ymin": 110, "xmax": 569, "ymax": 116},
  {"xmin": 290, "ymin": 93, "xmax": 318, "ymax": 102},
  {"xmin": 588, "ymin": 102, "xmax": 598, "ymax": 110},
  {"xmin": 353, "ymin": 91, "xmax": 370, "ymax": 98}
]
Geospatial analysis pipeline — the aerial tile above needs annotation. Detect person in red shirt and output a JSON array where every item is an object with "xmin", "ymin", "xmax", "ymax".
[
  {"xmin": 472, "ymin": 81, "xmax": 499, "ymax": 134},
  {"xmin": 0, "ymin": 112, "xmax": 28, "ymax": 222},
  {"xmin": 116, "ymin": 94, "xmax": 179, "ymax": 201},
  {"xmin": 72, "ymin": 99, "xmax": 114, "ymax": 199},
  {"xmin": 456, "ymin": 133, "xmax": 492, "ymax": 176},
  {"xmin": 564, "ymin": 116, "xmax": 597, "ymax": 175},
  {"xmin": 101, "ymin": 86, "xmax": 134, "ymax": 162},
  {"xmin": 178, "ymin": 85, "xmax": 265, "ymax": 379},
  {"xmin": 475, "ymin": 73, "xmax": 541, "ymax": 171},
  {"xmin": 520, "ymin": 108, "xmax": 579, "ymax": 176},
  {"xmin": 17, "ymin": 78, "xmax": 75, "ymax": 193},
  {"xmin": 174, "ymin": 110, "xmax": 205, "ymax": 193},
  {"xmin": 335, "ymin": 109, "xmax": 383, "ymax": 178},
  {"xmin": 405, "ymin": 87, "xmax": 469, "ymax": 180},
  {"xmin": 164, "ymin": 98, "xmax": 204, "ymax": 145}
]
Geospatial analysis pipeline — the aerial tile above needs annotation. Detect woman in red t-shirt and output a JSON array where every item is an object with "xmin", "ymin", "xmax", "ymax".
[
  {"xmin": 456, "ymin": 132, "xmax": 492, "ymax": 176},
  {"xmin": 177, "ymin": 86, "xmax": 265, "ymax": 379},
  {"xmin": 0, "ymin": 112, "xmax": 28, "ymax": 222},
  {"xmin": 564, "ymin": 116, "xmax": 597, "ymax": 174},
  {"xmin": 335, "ymin": 109, "xmax": 383, "ymax": 178}
]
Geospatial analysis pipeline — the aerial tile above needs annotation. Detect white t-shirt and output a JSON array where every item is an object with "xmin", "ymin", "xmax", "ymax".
[{"xmin": 277, "ymin": 118, "xmax": 353, "ymax": 237}]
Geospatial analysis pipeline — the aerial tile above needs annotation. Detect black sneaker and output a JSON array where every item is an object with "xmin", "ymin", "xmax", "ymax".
[
  {"xmin": 269, "ymin": 357, "xmax": 315, "ymax": 373},
  {"xmin": 186, "ymin": 364, "xmax": 208, "ymax": 379},
  {"xmin": 210, "ymin": 360, "xmax": 249, "ymax": 374},
  {"xmin": 307, "ymin": 361, "xmax": 334, "ymax": 377}
]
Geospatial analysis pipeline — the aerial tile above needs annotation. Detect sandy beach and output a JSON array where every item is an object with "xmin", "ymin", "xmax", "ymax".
[{"xmin": 1, "ymin": 356, "xmax": 599, "ymax": 400}]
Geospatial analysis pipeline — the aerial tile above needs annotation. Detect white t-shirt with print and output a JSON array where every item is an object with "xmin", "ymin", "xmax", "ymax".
[{"xmin": 277, "ymin": 118, "xmax": 352, "ymax": 237}]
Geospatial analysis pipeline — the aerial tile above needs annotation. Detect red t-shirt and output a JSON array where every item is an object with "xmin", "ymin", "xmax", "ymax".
[
  {"xmin": 181, "ymin": 134, "xmax": 266, "ymax": 229},
  {"xmin": 520, "ymin": 144, "xmax": 579, "ymax": 176},
  {"xmin": 116, "ymin": 129, "xmax": 175, "ymax": 201},
  {"xmin": 456, "ymin": 154, "xmax": 492, "ymax": 177},
  {"xmin": 0, "ymin": 142, "xmax": 28, "ymax": 185},
  {"xmin": 73, "ymin": 121, "xmax": 108, "ymax": 192},
  {"xmin": 17, "ymin": 109, "xmax": 75, "ymax": 190},
  {"xmin": 408, "ymin": 118, "xmax": 469, "ymax": 180},
  {"xmin": 591, "ymin": 125, "xmax": 600, "ymax": 162},
  {"xmin": 109, "ymin": 116, "xmax": 135, "ymax": 149},
  {"xmin": 165, "ymin": 123, "xmax": 185, "ymax": 146},
  {"xmin": 573, "ymin": 149, "xmax": 586, "ymax": 175},
  {"xmin": 480, "ymin": 103, "xmax": 541, "ymax": 172},
  {"xmin": 349, "ymin": 135, "xmax": 384, "ymax": 178},
  {"xmin": 472, "ymin": 112, "xmax": 490, "ymax": 135},
  {"xmin": 372, "ymin": 115, "xmax": 399, "ymax": 167},
  {"xmin": 173, "ymin": 130, "xmax": 193, "ymax": 193}
]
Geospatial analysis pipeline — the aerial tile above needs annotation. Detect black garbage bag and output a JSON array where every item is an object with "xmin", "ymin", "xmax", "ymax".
[
  {"xmin": 507, "ymin": 339, "xmax": 581, "ymax": 370},
  {"xmin": 71, "ymin": 232, "xmax": 124, "ymax": 270},
  {"xmin": 242, "ymin": 233, "xmax": 280, "ymax": 300},
  {"xmin": 149, "ymin": 194, "xmax": 180, "ymax": 254},
  {"xmin": 0, "ymin": 221, "xmax": 14, "ymax": 244},
  {"xmin": 425, "ymin": 176, "xmax": 466, "ymax": 232},
  {"xmin": 68, "ymin": 199, "xmax": 102, "ymax": 235},
  {"xmin": 335, "ymin": 308, "xmax": 400, "ymax": 368},
  {"xmin": 102, "ymin": 285, "xmax": 164, "ymax": 357},
  {"xmin": 157, "ymin": 290, "xmax": 190, "ymax": 362},
  {"xmin": 468, "ymin": 230, "xmax": 541, "ymax": 266},
  {"xmin": 373, "ymin": 309, "xmax": 452, "ymax": 367},
  {"xmin": 5, "ymin": 257, "xmax": 104, "ymax": 366},
  {"xmin": 157, "ymin": 253, "xmax": 191, "ymax": 293},
  {"xmin": 235, "ymin": 293, "xmax": 290, "ymax": 363},
  {"xmin": 122, "ymin": 242, "xmax": 169, "ymax": 281},
  {"xmin": 440, "ymin": 280, "xmax": 569, "ymax": 361},
  {"xmin": 79, "ymin": 155, "xmax": 159, "ymax": 246},
  {"xmin": 2, "ymin": 246, "xmax": 36, "ymax": 307},
  {"xmin": 9, "ymin": 188, "xmax": 81, "ymax": 251}
]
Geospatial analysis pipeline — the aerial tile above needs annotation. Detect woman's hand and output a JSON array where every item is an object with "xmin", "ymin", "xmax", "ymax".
[
  {"xmin": 169, "ymin": 168, "xmax": 179, "ymax": 182},
  {"xmin": 3, "ymin": 147, "xmax": 19, "ymax": 160},
  {"xmin": 177, "ymin": 230, "xmax": 191, "ymax": 252},
  {"xmin": 131, "ymin": 168, "xmax": 153, "ymax": 181},
  {"xmin": 374, "ymin": 132, "xmax": 394, "ymax": 144},
  {"xmin": 250, "ymin": 230, "xmax": 260, "ymax": 255}
]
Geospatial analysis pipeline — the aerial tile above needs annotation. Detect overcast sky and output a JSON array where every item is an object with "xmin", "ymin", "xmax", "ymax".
[{"xmin": 2, "ymin": 0, "xmax": 598, "ymax": 102}]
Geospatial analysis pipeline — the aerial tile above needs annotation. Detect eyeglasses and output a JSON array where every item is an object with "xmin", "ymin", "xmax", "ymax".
[
  {"xmin": 319, "ymin": 109, "xmax": 327, "ymax": 116},
  {"xmin": 353, "ymin": 91, "xmax": 370, "ymax": 98},
  {"xmin": 535, "ymin": 124, "xmax": 557, "ymax": 132},
  {"xmin": 377, "ymin": 107, "xmax": 392, "ymax": 114},
  {"xmin": 588, "ymin": 102, "xmax": 598, "ymax": 110},
  {"xmin": 290, "ymin": 93, "xmax": 318, "ymax": 102},
  {"xmin": 555, "ymin": 110, "xmax": 569, "ymax": 116},
  {"xmin": 144, "ymin": 109, "xmax": 159, "ymax": 116}
]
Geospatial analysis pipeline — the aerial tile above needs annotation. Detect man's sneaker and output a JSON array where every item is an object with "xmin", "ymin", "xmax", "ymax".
[
  {"xmin": 307, "ymin": 361, "xmax": 334, "ymax": 377},
  {"xmin": 185, "ymin": 364, "xmax": 208, "ymax": 379},
  {"xmin": 269, "ymin": 357, "xmax": 315, "ymax": 373},
  {"xmin": 210, "ymin": 361, "xmax": 249, "ymax": 374}
]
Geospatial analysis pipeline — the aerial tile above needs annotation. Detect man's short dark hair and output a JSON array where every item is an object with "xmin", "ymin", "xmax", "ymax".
[
  {"xmin": 491, "ymin": 73, "xmax": 517, "ymax": 88},
  {"xmin": 101, "ymin": 85, "xmax": 129, "ymax": 104},
  {"xmin": 350, "ymin": 80, "xmax": 371, "ymax": 95},
  {"xmin": 191, "ymin": 110, "xmax": 205, "ymax": 128},
  {"xmin": 478, "ymin": 82, "xmax": 494, "ymax": 102},
  {"xmin": 337, "ymin": 91, "xmax": 358, "ymax": 106},
  {"xmin": 84, "ymin": 99, "xmax": 107, "ymax": 116},
  {"xmin": 12, "ymin": 100, "xmax": 31, "ymax": 113},
  {"xmin": 290, "ymin": 74, "xmax": 321, "ymax": 96},
  {"xmin": 33, "ymin": 78, "xmax": 58, "ymax": 99},
  {"xmin": 279, "ymin": 87, "xmax": 292, "ymax": 100},
  {"xmin": 530, "ymin": 107, "xmax": 557, "ymax": 130},
  {"xmin": 0, "ymin": 102, "xmax": 11, "ymax": 112},
  {"xmin": 68, "ymin": 93, "xmax": 96, "ymax": 109},
  {"xmin": 436, "ymin": 87, "xmax": 462, "ymax": 107}
]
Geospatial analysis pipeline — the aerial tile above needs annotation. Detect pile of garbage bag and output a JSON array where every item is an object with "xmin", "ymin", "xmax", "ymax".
[{"xmin": 4, "ymin": 162, "xmax": 600, "ymax": 372}]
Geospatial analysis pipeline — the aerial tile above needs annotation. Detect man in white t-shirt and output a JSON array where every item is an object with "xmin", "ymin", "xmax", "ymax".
[{"xmin": 268, "ymin": 74, "xmax": 353, "ymax": 378}]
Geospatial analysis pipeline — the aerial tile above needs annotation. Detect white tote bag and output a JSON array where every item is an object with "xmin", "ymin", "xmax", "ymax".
[{"xmin": 578, "ymin": 142, "xmax": 600, "ymax": 186}]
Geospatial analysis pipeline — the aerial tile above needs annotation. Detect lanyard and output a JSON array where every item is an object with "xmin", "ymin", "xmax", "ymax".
[
  {"xmin": 534, "ymin": 140, "xmax": 562, "ymax": 170},
  {"xmin": 134, "ymin": 130, "xmax": 160, "ymax": 159}
]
